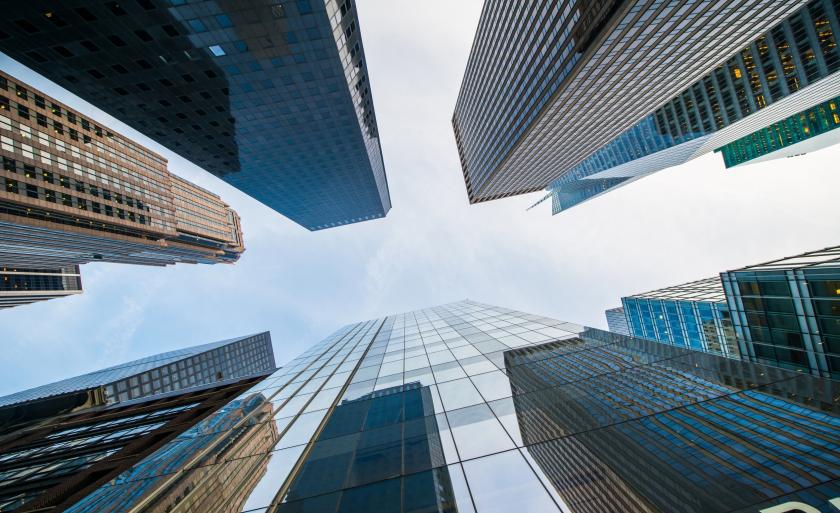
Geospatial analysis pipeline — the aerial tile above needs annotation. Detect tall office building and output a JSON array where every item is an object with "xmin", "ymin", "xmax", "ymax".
[
  {"xmin": 0, "ymin": 265, "xmax": 82, "ymax": 309},
  {"xmin": 604, "ymin": 306, "xmax": 630, "ymax": 335},
  {"xmin": 621, "ymin": 277, "xmax": 740, "ymax": 358},
  {"xmin": 0, "ymin": 71, "xmax": 244, "ymax": 307},
  {"xmin": 0, "ymin": 332, "xmax": 275, "ymax": 512},
  {"xmin": 453, "ymin": 0, "xmax": 840, "ymax": 212},
  {"xmin": 8, "ymin": 301, "xmax": 836, "ymax": 512},
  {"xmin": 0, "ymin": 0, "xmax": 390, "ymax": 231},
  {"xmin": 613, "ymin": 245, "xmax": 840, "ymax": 380},
  {"xmin": 722, "ymin": 245, "xmax": 840, "ymax": 379}
]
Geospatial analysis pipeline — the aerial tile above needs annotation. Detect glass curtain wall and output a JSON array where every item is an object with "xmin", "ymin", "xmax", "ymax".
[{"xmin": 54, "ymin": 301, "xmax": 840, "ymax": 513}]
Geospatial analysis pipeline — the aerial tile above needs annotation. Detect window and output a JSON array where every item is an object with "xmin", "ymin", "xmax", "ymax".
[
  {"xmin": 187, "ymin": 19, "xmax": 207, "ymax": 32},
  {"xmin": 216, "ymin": 14, "xmax": 233, "ymax": 27},
  {"xmin": 209, "ymin": 45, "xmax": 226, "ymax": 57}
]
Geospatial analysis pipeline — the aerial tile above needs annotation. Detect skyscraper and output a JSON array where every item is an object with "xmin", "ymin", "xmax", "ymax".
[
  {"xmin": 722, "ymin": 245, "xmax": 840, "ymax": 379},
  {"xmin": 0, "ymin": 332, "xmax": 275, "ymax": 512},
  {"xmin": 0, "ymin": 265, "xmax": 82, "ymax": 309},
  {"xmin": 453, "ymin": 0, "xmax": 840, "ymax": 211},
  {"xmin": 621, "ymin": 277, "xmax": 740, "ymax": 358},
  {"xmin": 612, "ymin": 245, "xmax": 840, "ymax": 380},
  {"xmin": 0, "ymin": 0, "xmax": 390, "ymax": 231},
  {"xmin": 0, "ymin": 71, "xmax": 245, "ymax": 307},
  {"xmin": 604, "ymin": 306, "xmax": 630, "ymax": 335},
  {"xmin": 8, "ymin": 301, "xmax": 836, "ymax": 512}
]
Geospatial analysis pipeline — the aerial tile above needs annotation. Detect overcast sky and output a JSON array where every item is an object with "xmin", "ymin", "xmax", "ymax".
[{"xmin": 2, "ymin": 0, "xmax": 839, "ymax": 397}]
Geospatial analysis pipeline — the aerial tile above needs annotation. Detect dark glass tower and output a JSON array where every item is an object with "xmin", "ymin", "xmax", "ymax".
[
  {"xmin": 11, "ymin": 302, "xmax": 836, "ymax": 512},
  {"xmin": 0, "ymin": 332, "xmax": 275, "ymax": 512},
  {"xmin": 722, "ymin": 245, "xmax": 840, "ymax": 379},
  {"xmin": 0, "ymin": 0, "xmax": 390, "ymax": 231},
  {"xmin": 453, "ymin": 0, "xmax": 840, "ymax": 211}
]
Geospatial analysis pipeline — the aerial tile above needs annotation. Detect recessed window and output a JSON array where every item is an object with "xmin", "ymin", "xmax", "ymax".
[
  {"xmin": 80, "ymin": 40, "xmax": 100, "ymax": 52},
  {"xmin": 106, "ymin": 2, "xmax": 127, "ymax": 16},
  {"xmin": 209, "ymin": 45, "xmax": 226, "ymax": 57},
  {"xmin": 26, "ymin": 51, "xmax": 47, "ymax": 63},
  {"xmin": 14, "ymin": 19, "xmax": 40, "ymax": 34},
  {"xmin": 216, "ymin": 14, "xmax": 233, "ymax": 28},
  {"xmin": 134, "ymin": 29, "xmax": 153, "ymax": 42},
  {"xmin": 107, "ymin": 35, "xmax": 127, "ymax": 47},
  {"xmin": 187, "ymin": 19, "xmax": 207, "ymax": 32},
  {"xmin": 162, "ymin": 24, "xmax": 179, "ymax": 37},
  {"xmin": 74, "ymin": 8, "xmax": 98, "ymax": 21},
  {"xmin": 53, "ymin": 46, "xmax": 74, "ymax": 58}
]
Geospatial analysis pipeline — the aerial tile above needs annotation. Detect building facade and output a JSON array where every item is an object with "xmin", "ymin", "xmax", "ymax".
[
  {"xmin": 722, "ymin": 245, "xmax": 840, "ymax": 379},
  {"xmin": 547, "ymin": 0, "xmax": 840, "ymax": 213},
  {"xmin": 0, "ymin": 0, "xmax": 390, "ymax": 231},
  {"xmin": 453, "ymin": 0, "xmax": 811, "ymax": 203},
  {"xmin": 621, "ymin": 277, "xmax": 740, "ymax": 358},
  {"xmin": 9, "ymin": 301, "xmax": 836, "ymax": 512},
  {"xmin": 0, "ymin": 332, "xmax": 275, "ymax": 512},
  {"xmin": 0, "ymin": 265, "xmax": 82, "ymax": 309},
  {"xmin": 0, "ymin": 71, "xmax": 244, "ymax": 307},
  {"xmin": 453, "ymin": 0, "xmax": 840, "ymax": 213},
  {"xmin": 604, "ymin": 306, "xmax": 630, "ymax": 335}
]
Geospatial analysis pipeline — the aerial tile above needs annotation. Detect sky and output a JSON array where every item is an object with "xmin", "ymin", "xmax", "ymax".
[{"xmin": 1, "ymin": 0, "xmax": 839, "ymax": 397}]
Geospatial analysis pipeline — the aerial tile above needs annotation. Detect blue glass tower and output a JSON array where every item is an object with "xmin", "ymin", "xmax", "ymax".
[
  {"xmin": 11, "ymin": 301, "xmax": 837, "ymax": 513},
  {"xmin": 0, "ymin": 0, "xmax": 390, "ymax": 230},
  {"xmin": 621, "ymin": 277, "xmax": 740, "ymax": 358}
]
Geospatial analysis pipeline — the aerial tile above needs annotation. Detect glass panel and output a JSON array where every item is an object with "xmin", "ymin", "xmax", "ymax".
[{"xmin": 462, "ymin": 449, "xmax": 560, "ymax": 513}]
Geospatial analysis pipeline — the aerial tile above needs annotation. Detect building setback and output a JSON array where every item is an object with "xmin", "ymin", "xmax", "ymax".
[
  {"xmin": 604, "ymin": 306, "xmax": 630, "ymax": 335},
  {"xmin": 0, "ymin": 71, "xmax": 245, "ymax": 307},
  {"xmin": 546, "ymin": 0, "xmax": 840, "ymax": 214},
  {"xmin": 0, "ymin": 332, "xmax": 275, "ymax": 512},
  {"xmin": 0, "ymin": 0, "xmax": 390, "ymax": 231},
  {"xmin": 3, "ymin": 301, "xmax": 836, "ymax": 512},
  {"xmin": 0, "ymin": 265, "xmax": 82, "ymax": 309}
]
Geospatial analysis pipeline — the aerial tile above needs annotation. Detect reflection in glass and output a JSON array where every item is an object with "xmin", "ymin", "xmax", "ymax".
[
  {"xmin": 276, "ymin": 383, "xmax": 458, "ymax": 512},
  {"xmin": 506, "ymin": 331, "xmax": 840, "ymax": 513},
  {"xmin": 461, "ymin": 449, "xmax": 560, "ymax": 513},
  {"xmin": 67, "ymin": 393, "xmax": 278, "ymax": 513}
]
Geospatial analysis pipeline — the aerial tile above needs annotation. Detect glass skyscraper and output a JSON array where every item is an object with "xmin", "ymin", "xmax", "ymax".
[
  {"xmin": 0, "ymin": 332, "xmax": 275, "ymax": 511},
  {"xmin": 722, "ymin": 245, "xmax": 840, "ymax": 379},
  {"xmin": 453, "ymin": 0, "xmax": 809, "ymax": 204},
  {"xmin": 0, "ymin": 0, "xmax": 390, "ymax": 231},
  {"xmin": 621, "ymin": 277, "xmax": 740, "ymax": 358},
  {"xmin": 546, "ymin": 0, "xmax": 840, "ymax": 213},
  {"xmin": 613, "ymin": 245, "xmax": 840, "ymax": 380},
  {"xmin": 453, "ymin": 0, "xmax": 840, "ymax": 214},
  {"xmin": 5, "ymin": 301, "xmax": 836, "ymax": 512}
]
